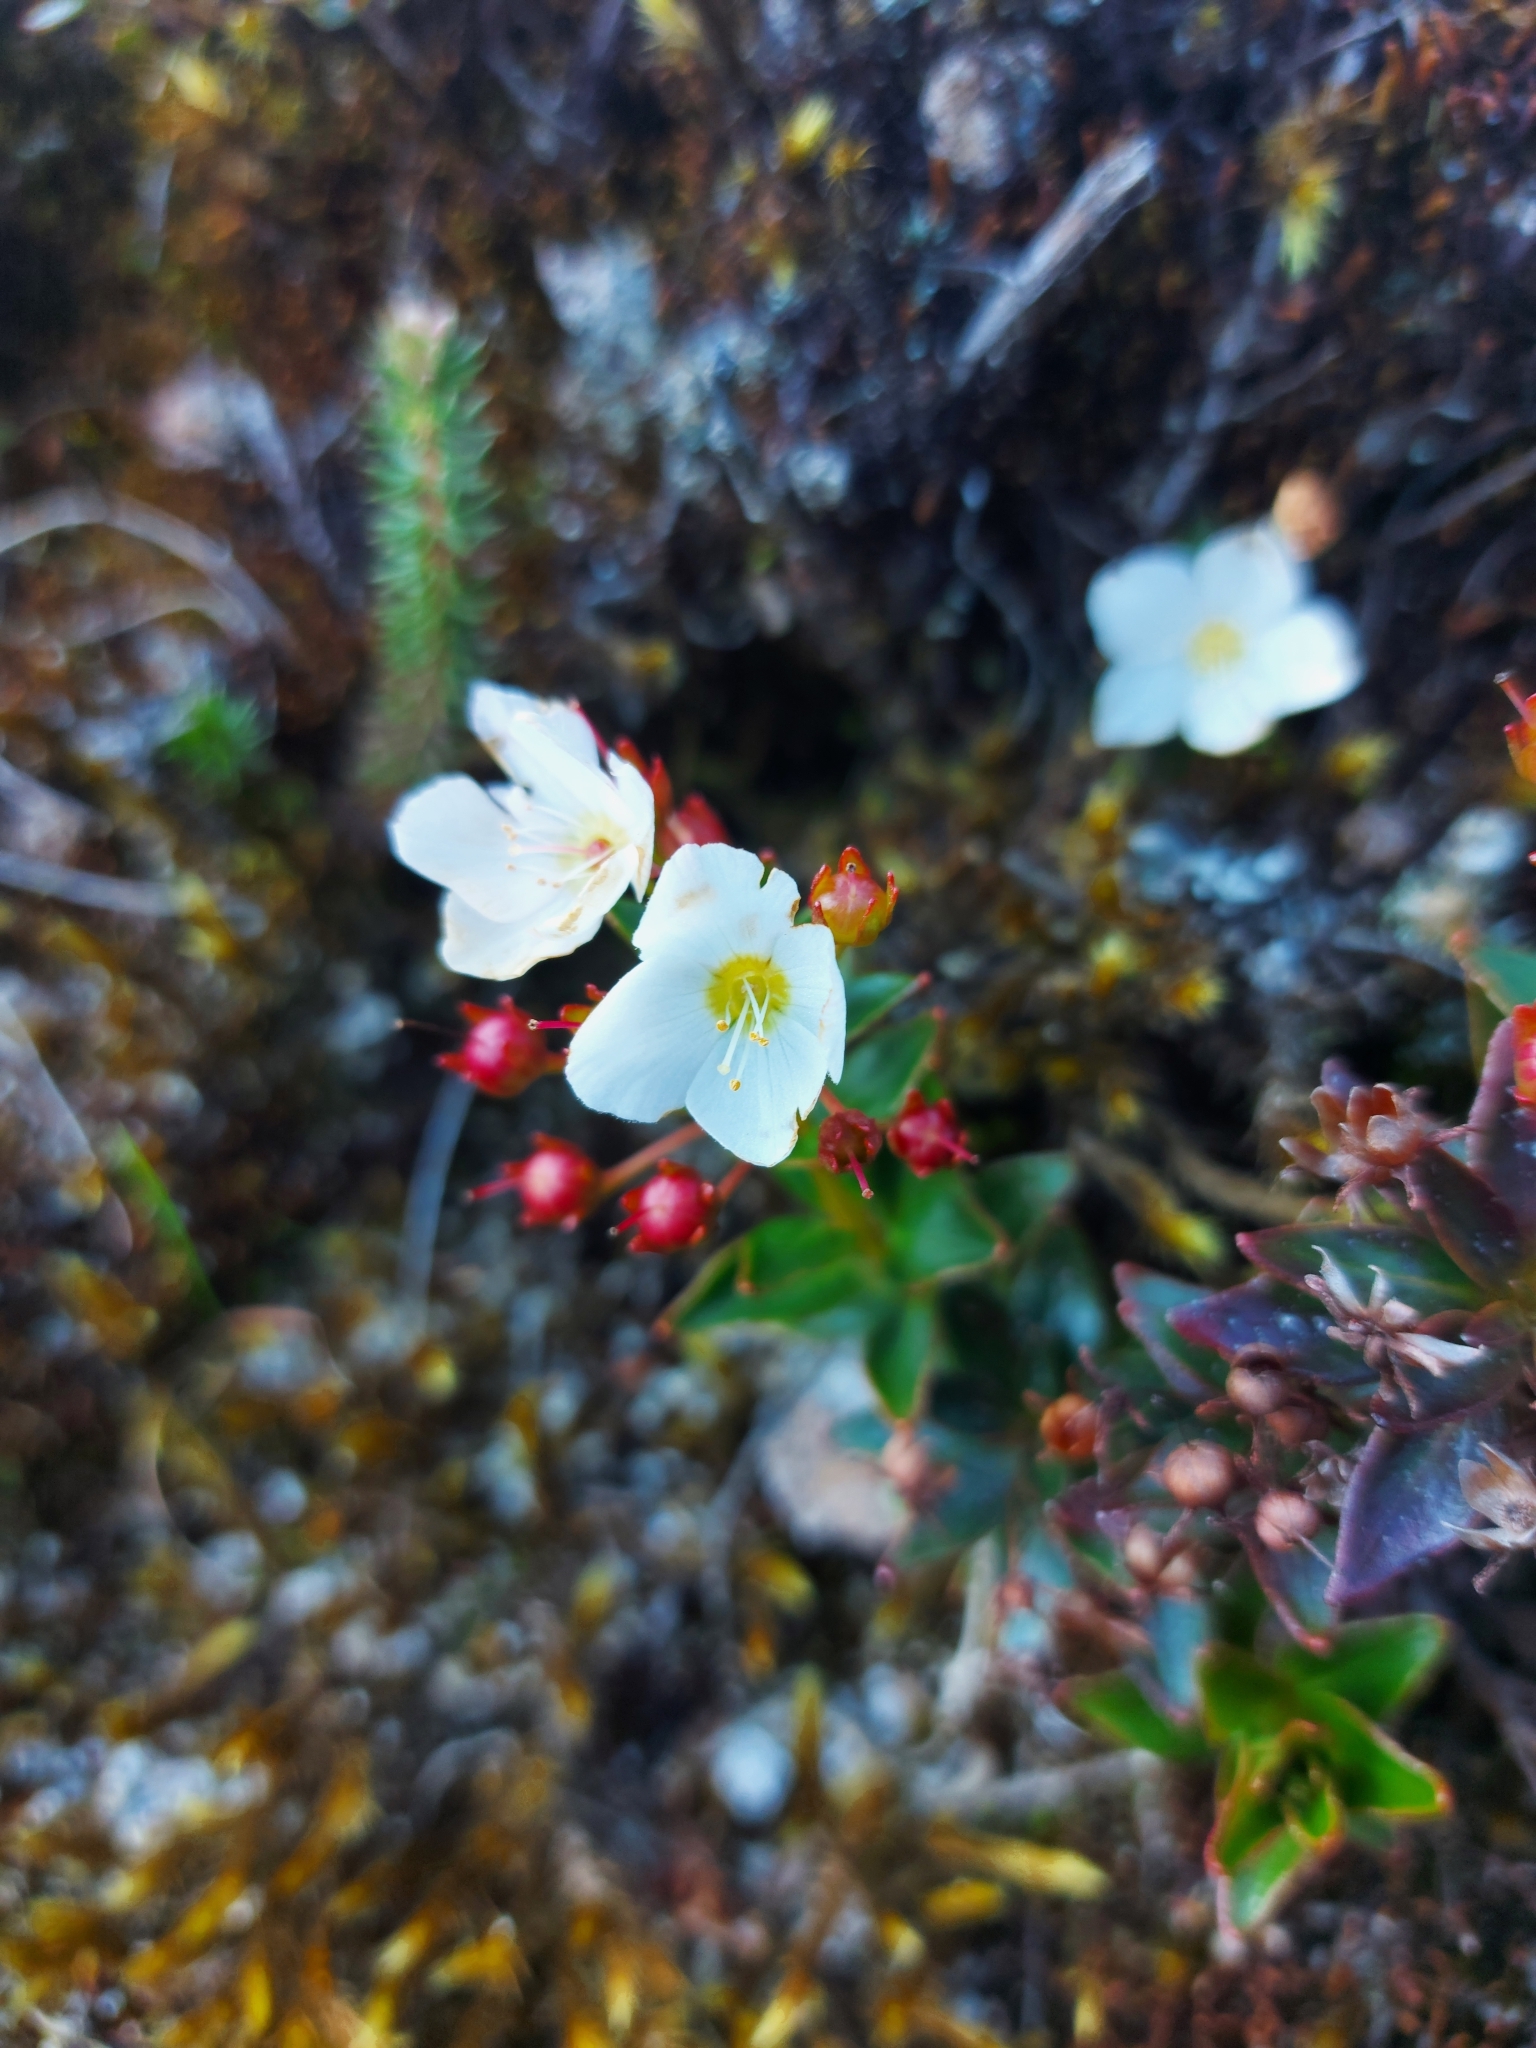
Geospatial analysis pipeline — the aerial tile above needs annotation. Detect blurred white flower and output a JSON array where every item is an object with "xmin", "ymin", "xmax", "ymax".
[
  {"xmin": 566, "ymin": 843, "xmax": 845, "ymax": 1167},
  {"xmin": 388, "ymin": 684, "xmax": 654, "ymax": 981},
  {"xmin": 1088, "ymin": 522, "xmax": 1363, "ymax": 756}
]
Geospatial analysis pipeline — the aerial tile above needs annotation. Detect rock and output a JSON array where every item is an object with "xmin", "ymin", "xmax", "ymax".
[
  {"xmin": 709, "ymin": 1721, "xmax": 795, "ymax": 1827},
  {"xmin": 920, "ymin": 36, "xmax": 1055, "ymax": 191},
  {"xmin": 757, "ymin": 1350, "xmax": 909, "ymax": 1558}
]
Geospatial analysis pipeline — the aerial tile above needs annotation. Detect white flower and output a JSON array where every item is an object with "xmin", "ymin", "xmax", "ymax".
[
  {"xmin": 565, "ymin": 842, "xmax": 845, "ymax": 1167},
  {"xmin": 1087, "ymin": 521, "xmax": 1364, "ymax": 756},
  {"xmin": 388, "ymin": 684, "xmax": 654, "ymax": 981}
]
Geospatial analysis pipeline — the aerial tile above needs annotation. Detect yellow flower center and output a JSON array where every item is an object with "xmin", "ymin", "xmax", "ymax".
[
  {"xmin": 707, "ymin": 954, "xmax": 790, "ymax": 1092},
  {"xmin": 1187, "ymin": 618, "xmax": 1245, "ymax": 675}
]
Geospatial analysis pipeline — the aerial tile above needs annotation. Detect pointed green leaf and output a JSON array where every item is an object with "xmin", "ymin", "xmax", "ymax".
[
  {"xmin": 890, "ymin": 1172, "xmax": 1001, "ymax": 1283},
  {"xmin": 1114, "ymin": 1264, "xmax": 1226, "ymax": 1398},
  {"xmin": 1198, "ymin": 1644, "xmax": 1302, "ymax": 1742},
  {"xmin": 866, "ymin": 1292, "xmax": 938, "ymax": 1418},
  {"xmin": 1307, "ymin": 1694, "xmax": 1451, "ymax": 1819},
  {"xmin": 838, "ymin": 1013, "xmax": 938, "ymax": 1119},
  {"xmin": 1459, "ymin": 938, "xmax": 1536, "ymax": 1015},
  {"xmin": 843, "ymin": 970, "xmax": 929, "ymax": 1040},
  {"xmin": 1402, "ymin": 1146, "xmax": 1525, "ymax": 1293},
  {"xmin": 1226, "ymin": 1823, "xmax": 1317, "ymax": 1932},
  {"xmin": 1065, "ymin": 1672, "xmax": 1208, "ymax": 1762},
  {"xmin": 973, "ymin": 1152, "xmax": 1076, "ymax": 1244},
  {"xmin": 1277, "ymin": 1616, "xmax": 1451, "ymax": 1721}
]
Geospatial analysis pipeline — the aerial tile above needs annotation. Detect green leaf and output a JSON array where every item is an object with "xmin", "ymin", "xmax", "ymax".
[
  {"xmin": 867, "ymin": 1293, "xmax": 938, "ymax": 1417},
  {"xmin": 1226, "ymin": 1821, "xmax": 1318, "ymax": 1933},
  {"xmin": 1065, "ymin": 1672, "xmax": 1208, "ymax": 1762},
  {"xmin": 1198, "ymin": 1644, "xmax": 1301, "ymax": 1742},
  {"xmin": 1401, "ymin": 1146, "xmax": 1526, "ymax": 1293},
  {"xmin": 1306, "ymin": 1694, "xmax": 1450, "ymax": 1819},
  {"xmin": 606, "ymin": 895, "xmax": 644, "ymax": 943},
  {"xmin": 1277, "ymin": 1616, "xmax": 1451, "ymax": 1721},
  {"xmin": 673, "ymin": 1217, "xmax": 876, "ymax": 1332},
  {"xmin": 102, "ymin": 1127, "xmax": 220, "ymax": 1323},
  {"xmin": 973, "ymin": 1153, "xmax": 1076, "ymax": 1244},
  {"xmin": 890, "ymin": 1173, "xmax": 1001, "ymax": 1284},
  {"xmin": 844, "ymin": 969, "xmax": 928, "ymax": 1040},
  {"xmin": 838, "ymin": 1013, "xmax": 938, "ymax": 1119},
  {"xmin": 1459, "ymin": 939, "xmax": 1536, "ymax": 1015}
]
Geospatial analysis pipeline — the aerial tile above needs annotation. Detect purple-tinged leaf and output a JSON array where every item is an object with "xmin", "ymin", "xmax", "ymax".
[
  {"xmin": 1402, "ymin": 1145, "xmax": 1524, "ymax": 1293},
  {"xmin": 1390, "ymin": 1303, "xmax": 1527, "ymax": 1425},
  {"xmin": 1468, "ymin": 1019, "xmax": 1536, "ymax": 1235},
  {"xmin": 1168, "ymin": 1280, "xmax": 1374, "ymax": 1389},
  {"xmin": 1239, "ymin": 1226, "xmax": 1480, "ymax": 1317},
  {"xmin": 1113, "ymin": 1264, "xmax": 1225, "ymax": 1400},
  {"xmin": 1328, "ymin": 1407, "xmax": 1506, "ymax": 1606}
]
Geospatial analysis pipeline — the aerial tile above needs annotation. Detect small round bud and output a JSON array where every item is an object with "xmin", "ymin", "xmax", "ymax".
[
  {"xmin": 1226, "ymin": 1360, "xmax": 1289, "ymax": 1416},
  {"xmin": 818, "ymin": 1107, "xmax": 883, "ymax": 1198},
  {"xmin": 1272, "ymin": 469, "xmax": 1343, "ymax": 561},
  {"xmin": 615, "ymin": 1161, "xmax": 717, "ymax": 1253},
  {"xmin": 470, "ymin": 1135, "xmax": 600, "ymax": 1230},
  {"xmin": 887, "ymin": 1089, "xmax": 979, "ymax": 1176},
  {"xmin": 438, "ymin": 997, "xmax": 563, "ymax": 1098},
  {"xmin": 1163, "ymin": 1440, "xmax": 1237, "ymax": 1509},
  {"xmin": 1039, "ymin": 1392, "xmax": 1098, "ymax": 1462},
  {"xmin": 1254, "ymin": 1490, "xmax": 1320, "ymax": 1552},
  {"xmin": 1266, "ymin": 1400, "xmax": 1327, "ymax": 1450},
  {"xmin": 1123, "ymin": 1523, "xmax": 1166, "ymax": 1582}
]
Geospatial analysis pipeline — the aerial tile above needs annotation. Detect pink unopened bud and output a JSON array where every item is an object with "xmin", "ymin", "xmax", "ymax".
[
  {"xmin": 470, "ymin": 1135, "xmax": 599, "ymax": 1230},
  {"xmin": 887, "ymin": 1089, "xmax": 977, "ymax": 1176},
  {"xmin": 437, "ymin": 997, "xmax": 563, "ymax": 1098},
  {"xmin": 1514, "ymin": 1004, "xmax": 1536, "ymax": 1108},
  {"xmin": 1039, "ymin": 1392, "xmax": 1098, "ymax": 1462},
  {"xmin": 818, "ymin": 1107, "xmax": 883, "ymax": 1198},
  {"xmin": 808, "ymin": 847, "xmax": 899, "ymax": 947},
  {"xmin": 615, "ymin": 1160, "xmax": 717, "ymax": 1252},
  {"xmin": 1254, "ymin": 1490, "xmax": 1320, "ymax": 1552}
]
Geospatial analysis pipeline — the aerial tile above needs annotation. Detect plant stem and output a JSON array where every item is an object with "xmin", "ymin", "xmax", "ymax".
[{"xmin": 596, "ymin": 1120, "xmax": 704, "ymax": 1198}]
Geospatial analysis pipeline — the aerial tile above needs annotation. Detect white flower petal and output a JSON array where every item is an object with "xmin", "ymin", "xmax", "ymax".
[
  {"xmin": 1179, "ymin": 668, "xmax": 1277, "ymax": 756},
  {"xmin": 1248, "ymin": 598, "xmax": 1364, "ymax": 715},
  {"xmin": 774, "ymin": 923, "xmax": 846, "ymax": 1086},
  {"xmin": 635, "ymin": 843, "xmax": 800, "ymax": 958},
  {"xmin": 468, "ymin": 682, "xmax": 601, "ymax": 774},
  {"xmin": 686, "ymin": 1017, "xmax": 827, "ymax": 1166},
  {"xmin": 1086, "ymin": 548, "xmax": 1197, "ymax": 666},
  {"xmin": 439, "ymin": 891, "xmax": 602, "ymax": 981},
  {"xmin": 565, "ymin": 957, "xmax": 718, "ymax": 1124},
  {"xmin": 1192, "ymin": 522, "xmax": 1305, "ymax": 634},
  {"xmin": 608, "ymin": 753, "xmax": 658, "ymax": 895},
  {"xmin": 1091, "ymin": 660, "xmax": 1189, "ymax": 748},
  {"xmin": 388, "ymin": 778, "xmax": 532, "ymax": 919}
]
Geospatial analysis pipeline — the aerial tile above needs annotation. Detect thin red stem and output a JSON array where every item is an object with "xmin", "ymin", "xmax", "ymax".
[
  {"xmin": 596, "ymin": 1120, "xmax": 704, "ymax": 1199},
  {"xmin": 716, "ymin": 1159, "xmax": 753, "ymax": 1205}
]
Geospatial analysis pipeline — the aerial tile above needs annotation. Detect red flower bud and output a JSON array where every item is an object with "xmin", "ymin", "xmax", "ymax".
[
  {"xmin": 470, "ymin": 1135, "xmax": 599, "ymax": 1230},
  {"xmin": 807, "ymin": 847, "xmax": 899, "ymax": 947},
  {"xmin": 887, "ymin": 1089, "xmax": 977, "ymax": 1176},
  {"xmin": 818, "ymin": 1107, "xmax": 883, "ymax": 1199},
  {"xmin": 660, "ymin": 791, "xmax": 731, "ymax": 858},
  {"xmin": 1514, "ymin": 1004, "xmax": 1536, "ymax": 1108},
  {"xmin": 1502, "ymin": 673, "xmax": 1536, "ymax": 785},
  {"xmin": 615, "ymin": 1160, "xmax": 717, "ymax": 1252},
  {"xmin": 1039, "ymin": 1392, "xmax": 1098, "ymax": 1462},
  {"xmin": 612, "ymin": 740, "xmax": 730, "ymax": 862},
  {"xmin": 437, "ymin": 997, "xmax": 564, "ymax": 1098}
]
